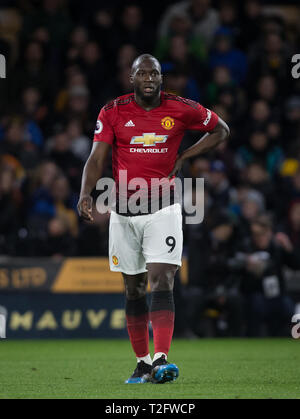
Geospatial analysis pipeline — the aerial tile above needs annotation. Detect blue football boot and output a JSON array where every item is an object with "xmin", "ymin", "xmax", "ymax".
[
  {"xmin": 125, "ymin": 361, "xmax": 152, "ymax": 384},
  {"xmin": 151, "ymin": 355, "xmax": 179, "ymax": 384}
]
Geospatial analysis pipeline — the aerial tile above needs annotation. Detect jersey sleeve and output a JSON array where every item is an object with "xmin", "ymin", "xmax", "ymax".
[
  {"xmin": 185, "ymin": 102, "xmax": 219, "ymax": 132},
  {"xmin": 93, "ymin": 106, "xmax": 115, "ymax": 144}
]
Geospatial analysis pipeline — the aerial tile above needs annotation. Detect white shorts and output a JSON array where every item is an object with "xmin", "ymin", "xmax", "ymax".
[{"xmin": 109, "ymin": 203, "xmax": 183, "ymax": 274}]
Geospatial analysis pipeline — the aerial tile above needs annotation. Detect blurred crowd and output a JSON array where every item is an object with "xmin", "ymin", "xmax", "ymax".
[{"xmin": 1, "ymin": 0, "xmax": 300, "ymax": 337}]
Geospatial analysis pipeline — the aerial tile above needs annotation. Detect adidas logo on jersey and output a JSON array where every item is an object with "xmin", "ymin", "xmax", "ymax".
[{"xmin": 125, "ymin": 120, "xmax": 135, "ymax": 127}]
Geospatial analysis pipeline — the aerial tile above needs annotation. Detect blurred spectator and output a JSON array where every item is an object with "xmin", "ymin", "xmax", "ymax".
[
  {"xmin": 229, "ymin": 184, "xmax": 265, "ymax": 235},
  {"xmin": 99, "ymin": 66, "xmax": 134, "ymax": 104},
  {"xmin": 20, "ymin": 86, "xmax": 48, "ymax": 138},
  {"xmin": 55, "ymin": 69, "xmax": 87, "ymax": 115},
  {"xmin": 209, "ymin": 27, "xmax": 248, "ymax": 85},
  {"xmin": 209, "ymin": 138, "xmax": 237, "ymax": 181},
  {"xmin": 249, "ymin": 100, "xmax": 272, "ymax": 131},
  {"xmin": 26, "ymin": 161, "xmax": 60, "ymax": 235},
  {"xmin": 79, "ymin": 41, "xmax": 106, "ymax": 102},
  {"xmin": 244, "ymin": 162, "xmax": 277, "ymax": 210},
  {"xmin": 236, "ymin": 215, "xmax": 298, "ymax": 336},
  {"xmin": 206, "ymin": 66, "xmax": 234, "ymax": 104},
  {"xmin": 248, "ymin": 31, "xmax": 291, "ymax": 90},
  {"xmin": 116, "ymin": 44, "xmax": 138, "ymax": 71},
  {"xmin": 50, "ymin": 175, "xmax": 79, "ymax": 237},
  {"xmin": 155, "ymin": 11, "xmax": 207, "ymax": 64},
  {"xmin": 218, "ymin": 1, "xmax": 241, "ymax": 39},
  {"xmin": 8, "ymin": 40, "xmax": 52, "ymax": 105},
  {"xmin": 188, "ymin": 156, "xmax": 210, "ymax": 180},
  {"xmin": 186, "ymin": 211, "xmax": 243, "ymax": 337},
  {"xmin": 37, "ymin": 215, "xmax": 77, "ymax": 258},
  {"xmin": 66, "ymin": 85, "xmax": 90, "ymax": 123},
  {"xmin": 238, "ymin": 0, "xmax": 263, "ymax": 51},
  {"xmin": 159, "ymin": 0, "xmax": 219, "ymax": 47},
  {"xmin": 115, "ymin": 4, "xmax": 154, "ymax": 53},
  {"xmin": 65, "ymin": 26, "xmax": 89, "ymax": 64},
  {"xmin": 276, "ymin": 169, "xmax": 300, "ymax": 221},
  {"xmin": 21, "ymin": 0, "xmax": 72, "ymax": 49},
  {"xmin": 66, "ymin": 119, "xmax": 91, "ymax": 162},
  {"xmin": 255, "ymin": 75, "xmax": 279, "ymax": 108},
  {"xmin": 89, "ymin": 7, "xmax": 116, "ymax": 57},
  {"xmin": 236, "ymin": 130, "xmax": 284, "ymax": 177},
  {"xmin": 0, "ymin": 117, "xmax": 39, "ymax": 170},
  {"xmin": 46, "ymin": 130, "xmax": 83, "ymax": 191},
  {"xmin": 0, "ymin": 168, "xmax": 20, "ymax": 255},
  {"xmin": 283, "ymin": 96, "xmax": 300, "ymax": 146},
  {"xmin": 237, "ymin": 189, "xmax": 265, "ymax": 241},
  {"xmin": 163, "ymin": 67, "xmax": 201, "ymax": 102},
  {"xmin": 31, "ymin": 26, "xmax": 51, "ymax": 46},
  {"xmin": 160, "ymin": 35, "xmax": 205, "ymax": 90},
  {"xmin": 278, "ymin": 200, "xmax": 300, "ymax": 249},
  {"xmin": 207, "ymin": 160, "xmax": 231, "ymax": 208}
]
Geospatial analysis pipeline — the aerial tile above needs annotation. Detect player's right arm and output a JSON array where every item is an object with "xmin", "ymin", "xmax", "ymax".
[
  {"xmin": 77, "ymin": 106, "xmax": 114, "ymax": 221},
  {"xmin": 77, "ymin": 141, "xmax": 111, "ymax": 221}
]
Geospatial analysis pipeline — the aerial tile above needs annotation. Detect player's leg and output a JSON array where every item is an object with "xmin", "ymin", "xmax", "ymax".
[
  {"xmin": 142, "ymin": 204, "xmax": 183, "ymax": 383},
  {"xmin": 147, "ymin": 262, "xmax": 179, "ymax": 383},
  {"xmin": 108, "ymin": 211, "xmax": 150, "ymax": 383},
  {"xmin": 123, "ymin": 272, "xmax": 152, "ymax": 383},
  {"xmin": 147, "ymin": 262, "xmax": 176, "ymax": 359}
]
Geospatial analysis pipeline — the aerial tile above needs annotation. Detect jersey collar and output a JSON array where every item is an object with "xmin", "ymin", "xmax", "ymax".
[{"xmin": 132, "ymin": 91, "xmax": 165, "ymax": 112}]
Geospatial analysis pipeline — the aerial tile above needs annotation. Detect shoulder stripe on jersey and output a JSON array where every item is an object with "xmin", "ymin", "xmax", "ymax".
[
  {"xmin": 164, "ymin": 93, "xmax": 199, "ymax": 110},
  {"xmin": 117, "ymin": 94, "xmax": 134, "ymax": 105},
  {"xmin": 103, "ymin": 94, "xmax": 134, "ymax": 111},
  {"xmin": 104, "ymin": 101, "xmax": 114, "ymax": 111}
]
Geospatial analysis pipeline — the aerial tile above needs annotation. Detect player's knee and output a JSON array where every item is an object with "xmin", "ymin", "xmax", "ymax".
[
  {"xmin": 123, "ymin": 273, "xmax": 148, "ymax": 300},
  {"xmin": 148, "ymin": 269, "xmax": 175, "ymax": 292},
  {"xmin": 124, "ymin": 283, "xmax": 147, "ymax": 300},
  {"xmin": 125, "ymin": 288, "xmax": 147, "ymax": 300}
]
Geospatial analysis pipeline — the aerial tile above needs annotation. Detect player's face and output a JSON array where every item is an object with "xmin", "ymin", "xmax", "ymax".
[{"xmin": 131, "ymin": 59, "xmax": 162, "ymax": 101}]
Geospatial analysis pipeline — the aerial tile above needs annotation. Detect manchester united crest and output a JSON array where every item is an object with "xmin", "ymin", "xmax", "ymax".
[
  {"xmin": 161, "ymin": 116, "xmax": 175, "ymax": 130},
  {"xmin": 112, "ymin": 255, "xmax": 119, "ymax": 266}
]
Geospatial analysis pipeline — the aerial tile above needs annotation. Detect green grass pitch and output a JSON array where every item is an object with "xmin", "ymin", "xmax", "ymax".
[{"xmin": 0, "ymin": 338, "xmax": 299, "ymax": 399}]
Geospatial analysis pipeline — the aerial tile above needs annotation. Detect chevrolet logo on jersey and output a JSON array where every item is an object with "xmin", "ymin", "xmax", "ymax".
[{"xmin": 130, "ymin": 133, "xmax": 168, "ymax": 146}]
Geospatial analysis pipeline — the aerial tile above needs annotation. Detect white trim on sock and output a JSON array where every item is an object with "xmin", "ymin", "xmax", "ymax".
[
  {"xmin": 137, "ymin": 354, "xmax": 152, "ymax": 366},
  {"xmin": 153, "ymin": 352, "xmax": 167, "ymax": 362}
]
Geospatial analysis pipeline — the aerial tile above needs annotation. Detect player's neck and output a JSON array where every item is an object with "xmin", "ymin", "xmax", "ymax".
[{"xmin": 134, "ymin": 92, "xmax": 161, "ymax": 111}]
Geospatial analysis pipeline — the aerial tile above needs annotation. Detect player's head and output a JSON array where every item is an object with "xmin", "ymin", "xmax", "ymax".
[{"xmin": 130, "ymin": 54, "xmax": 162, "ymax": 101}]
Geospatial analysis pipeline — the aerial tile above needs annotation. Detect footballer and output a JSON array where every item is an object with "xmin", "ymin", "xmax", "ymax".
[{"xmin": 77, "ymin": 54, "xmax": 229, "ymax": 383}]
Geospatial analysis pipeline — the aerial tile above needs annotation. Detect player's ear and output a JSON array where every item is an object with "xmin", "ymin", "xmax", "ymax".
[{"xmin": 130, "ymin": 74, "xmax": 134, "ymax": 84}]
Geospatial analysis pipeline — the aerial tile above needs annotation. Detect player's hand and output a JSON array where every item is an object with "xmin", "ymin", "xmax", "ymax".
[
  {"xmin": 77, "ymin": 195, "xmax": 94, "ymax": 221},
  {"xmin": 168, "ymin": 155, "xmax": 184, "ymax": 178}
]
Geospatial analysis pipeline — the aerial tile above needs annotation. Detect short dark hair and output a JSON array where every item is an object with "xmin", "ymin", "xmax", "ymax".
[{"xmin": 131, "ymin": 54, "xmax": 161, "ymax": 74}]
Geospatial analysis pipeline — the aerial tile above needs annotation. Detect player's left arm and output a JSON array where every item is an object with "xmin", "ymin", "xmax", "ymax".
[{"xmin": 168, "ymin": 117, "xmax": 229, "ymax": 178}]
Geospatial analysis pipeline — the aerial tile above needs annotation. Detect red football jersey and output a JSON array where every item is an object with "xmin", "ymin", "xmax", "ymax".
[{"xmin": 93, "ymin": 91, "xmax": 218, "ymax": 196}]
